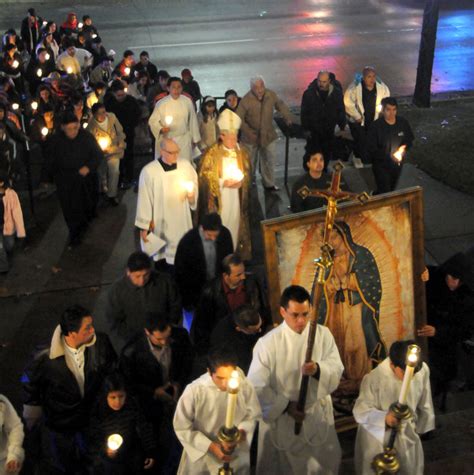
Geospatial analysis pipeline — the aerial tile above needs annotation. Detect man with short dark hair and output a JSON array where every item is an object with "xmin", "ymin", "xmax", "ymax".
[
  {"xmin": 132, "ymin": 50, "xmax": 158, "ymax": 82},
  {"xmin": 192, "ymin": 253, "xmax": 269, "ymax": 351},
  {"xmin": 46, "ymin": 113, "xmax": 102, "ymax": 246},
  {"xmin": 106, "ymin": 251, "xmax": 181, "ymax": 346},
  {"xmin": 367, "ymin": 97, "xmax": 414, "ymax": 194},
  {"xmin": 120, "ymin": 312, "xmax": 193, "ymax": 473},
  {"xmin": 22, "ymin": 305, "xmax": 116, "ymax": 474},
  {"xmin": 210, "ymin": 305, "xmax": 263, "ymax": 374},
  {"xmin": 149, "ymin": 76, "xmax": 200, "ymax": 162},
  {"xmin": 173, "ymin": 347, "xmax": 261, "ymax": 474},
  {"xmin": 248, "ymin": 285, "xmax": 344, "ymax": 474},
  {"xmin": 113, "ymin": 49, "xmax": 135, "ymax": 79},
  {"xmin": 353, "ymin": 340, "xmax": 435, "ymax": 475},
  {"xmin": 175, "ymin": 213, "xmax": 233, "ymax": 310}
]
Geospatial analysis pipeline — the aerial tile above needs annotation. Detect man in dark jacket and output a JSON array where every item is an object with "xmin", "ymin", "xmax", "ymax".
[
  {"xmin": 175, "ymin": 213, "xmax": 233, "ymax": 310},
  {"xmin": 47, "ymin": 113, "xmax": 103, "ymax": 246},
  {"xmin": 300, "ymin": 70, "xmax": 346, "ymax": 170},
  {"xmin": 192, "ymin": 253, "xmax": 270, "ymax": 352},
  {"xmin": 21, "ymin": 8, "xmax": 42, "ymax": 55},
  {"xmin": 120, "ymin": 312, "xmax": 193, "ymax": 473},
  {"xmin": 106, "ymin": 251, "xmax": 181, "ymax": 348},
  {"xmin": 210, "ymin": 305, "xmax": 263, "ymax": 374},
  {"xmin": 181, "ymin": 68, "xmax": 201, "ymax": 105},
  {"xmin": 104, "ymin": 79, "xmax": 142, "ymax": 189},
  {"xmin": 22, "ymin": 305, "xmax": 116, "ymax": 474},
  {"xmin": 366, "ymin": 96, "xmax": 414, "ymax": 195}
]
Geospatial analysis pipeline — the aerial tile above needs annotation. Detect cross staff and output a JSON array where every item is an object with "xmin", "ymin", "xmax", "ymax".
[{"xmin": 294, "ymin": 161, "xmax": 369, "ymax": 435}]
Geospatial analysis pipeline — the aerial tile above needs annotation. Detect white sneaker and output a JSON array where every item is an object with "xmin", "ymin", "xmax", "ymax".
[{"xmin": 352, "ymin": 156, "xmax": 364, "ymax": 169}]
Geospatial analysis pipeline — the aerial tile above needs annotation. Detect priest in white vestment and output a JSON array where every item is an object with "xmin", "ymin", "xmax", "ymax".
[
  {"xmin": 247, "ymin": 285, "xmax": 344, "ymax": 475},
  {"xmin": 353, "ymin": 340, "xmax": 435, "ymax": 475},
  {"xmin": 149, "ymin": 77, "xmax": 200, "ymax": 162},
  {"xmin": 173, "ymin": 348, "xmax": 261, "ymax": 475},
  {"xmin": 135, "ymin": 138, "xmax": 197, "ymax": 266}
]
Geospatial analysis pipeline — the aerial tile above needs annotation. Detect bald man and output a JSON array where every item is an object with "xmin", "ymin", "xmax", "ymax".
[
  {"xmin": 135, "ymin": 138, "xmax": 198, "ymax": 270},
  {"xmin": 301, "ymin": 70, "xmax": 346, "ymax": 170}
]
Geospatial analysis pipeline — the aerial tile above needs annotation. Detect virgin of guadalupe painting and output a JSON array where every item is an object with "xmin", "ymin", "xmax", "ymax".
[{"xmin": 261, "ymin": 188, "xmax": 426, "ymax": 417}]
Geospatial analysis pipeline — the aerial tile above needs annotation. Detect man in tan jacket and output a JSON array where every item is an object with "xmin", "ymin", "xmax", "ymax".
[
  {"xmin": 87, "ymin": 103, "xmax": 126, "ymax": 205},
  {"xmin": 236, "ymin": 76, "xmax": 293, "ymax": 191}
]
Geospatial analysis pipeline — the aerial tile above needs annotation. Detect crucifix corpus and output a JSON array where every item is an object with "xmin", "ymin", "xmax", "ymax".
[{"xmin": 294, "ymin": 161, "xmax": 370, "ymax": 435}]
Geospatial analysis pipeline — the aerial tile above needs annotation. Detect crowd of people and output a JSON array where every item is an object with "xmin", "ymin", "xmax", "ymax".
[{"xmin": 0, "ymin": 6, "xmax": 473, "ymax": 475}]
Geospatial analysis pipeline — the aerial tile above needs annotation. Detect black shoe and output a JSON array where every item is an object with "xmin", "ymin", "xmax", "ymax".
[
  {"xmin": 263, "ymin": 185, "xmax": 280, "ymax": 192},
  {"xmin": 108, "ymin": 197, "xmax": 120, "ymax": 206}
]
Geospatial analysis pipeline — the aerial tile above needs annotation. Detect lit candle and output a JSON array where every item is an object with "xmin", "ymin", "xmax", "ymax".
[
  {"xmin": 225, "ymin": 370, "xmax": 240, "ymax": 429},
  {"xmin": 124, "ymin": 86, "xmax": 128, "ymax": 93},
  {"xmin": 36, "ymin": 68, "xmax": 43, "ymax": 77},
  {"xmin": 31, "ymin": 101, "xmax": 38, "ymax": 111},
  {"xmin": 45, "ymin": 53, "xmax": 51, "ymax": 61},
  {"xmin": 66, "ymin": 66, "xmax": 73, "ymax": 74},
  {"xmin": 224, "ymin": 162, "xmax": 244, "ymax": 182},
  {"xmin": 41, "ymin": 127, "xmax": 49, "ymax": 136},
  {"xmin": 12, "ymin": 60, "xmax": 19, "ymax": 69},
  {"xmin": 107, "ymin": 434, "xmax": 123, "ymax": 452},
  {"xmin": 92, "ymin": 33, "xmax": 98, "ymax": 39},
  {"xmin": 82, "ymin": 122, "xmax": 88, "ymax": 129},
  {"xmin": 12, "ymin": 103, "xmax": 19, "ymax": 111},
  {"xmin": 42, "ymin": 20, "xmax": 48, "ymax": 27},
  {"xmin": 182, "ymin": 181, "xmax": 194, "ymax": 194},
  {"xmin": 98, "ymin": 136, "xmax": 110, "ymax": 150},
  {"xmin": 124, "ymin": 67, "xmax": 131, "ymax": 76},
  {"xmin": 398, "ymin": 344, "xmax": 420, "ymax": 405},
  {"xmin": 393, "ymin": 145, "xmax": 407, "ymax": 164},
  {"xmin": 376, "ymin": 104, "xmax": 383, "ymax": 114},
  {"xmin": 164, "ymin": 115, "xmax": 173, "ymax": 126},
  {"xmin": 78, "ymin": 22, "xmax": 84, "ymax": 29}
]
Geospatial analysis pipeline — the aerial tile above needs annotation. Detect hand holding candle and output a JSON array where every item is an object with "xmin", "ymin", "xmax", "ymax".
[
  {"xmin": 398, "ymin": 344, "xmax": 420, "ymax": 405},
  {"xmin": 107, "ymin": 433, "xmax": 123, "ymax": 458},
  {"xmin": 223, "ymin": 162, "xmax": 244, "ymax": 188},
  {"xmin": 12, "ymin": 60, "xmax": 19, "ymax": 69},
  {"xmin": 98, "ymin": 136, "xmax": 111, "ymax": 151},
  {"xmin": 393, "ymin": 145, "xmax": 407, "ymax": 164},
  {"xmin": 124, "ymin": 67, "xmax": 131, "ymax": 76}
]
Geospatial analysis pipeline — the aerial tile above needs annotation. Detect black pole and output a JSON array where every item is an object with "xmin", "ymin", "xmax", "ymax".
[{"xmin": 413, "ymin": 0, "xmax": 440, "ymax": 108}]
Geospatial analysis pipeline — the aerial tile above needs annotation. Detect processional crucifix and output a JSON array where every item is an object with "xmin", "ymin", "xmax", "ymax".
[{"xmin": 294, "ymin": 162, "xmax": 369, "ymax": 435}]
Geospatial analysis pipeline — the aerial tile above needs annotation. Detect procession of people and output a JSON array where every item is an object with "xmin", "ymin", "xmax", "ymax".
[{"xmin": 1, "ymin": 5, "xmax": 473, "ymax": 475}]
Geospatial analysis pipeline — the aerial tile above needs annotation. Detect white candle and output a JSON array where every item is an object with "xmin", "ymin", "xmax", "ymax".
[
  {"xmin": 107, "ymin": 434, "xmax": 123, "ymax": 451},
  {"xmin": 98, "ymin": 136, "xmax": 110, "ymax": 150},
  {"xmin": 12, "ymin": 60, "xmax": 19, "ymax": 69},
  {"xmin": 124, "ymin": 67, "xmax": 131, "ymax": 76},
  {"xmin": 31, "ymin": 101, "xmax": 38, "ymax": 111},
  {"xmin": 398, "ymin": 345, "xmax": 420, "ymax": 405},
  {"xmin": 66, "ymin": 66, "xmax": 73, "ymax": 74},
  {"xmin": 36, "ymin": 68, "xmax": 43, "ymax": 77},
  {"xmin": 41, "ymin": 127, "xmax": 49, "ymax": 137},
  {"xmin": 182, "ymin": 181, "xmax": 194, "ymax": 194},
  {"xmin": 224, "ymin": 370, "xmax": 240, "ymax": 429},
  {"xmin": 164, "ymin": 115, "xmax": 173, "ymax": 126}
]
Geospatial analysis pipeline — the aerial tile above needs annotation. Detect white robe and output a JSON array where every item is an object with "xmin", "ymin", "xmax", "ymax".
[
  {"xmin": 353, "ymin": 358, "xmax": 435, "ymax": 475},
  {"xmin": 135, "ymin": 158, "xmax": 197, "ymax": 264},
  {"xmin": 149, "ymin": 95, "xmax": 201, "ymax": 161},
  {"xmin": 173, "ymin": 370, "xmax": 261, "ymax": 475},
  {"xmin": 219, "ymin": 148, "xmax": 241, "ymax": 250},
  {"xmin": 247, "ymin": 322, "xmax": 344, "ymax": 475}
]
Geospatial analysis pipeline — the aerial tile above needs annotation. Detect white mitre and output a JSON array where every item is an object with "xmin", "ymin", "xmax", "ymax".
[{"xmin": 217, "ymin": 109, "xmax": 241, "ymax": 133}]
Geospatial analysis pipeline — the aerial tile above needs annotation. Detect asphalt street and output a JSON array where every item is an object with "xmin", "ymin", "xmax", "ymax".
[{"xmin": 0, "ymin": 0, "xmax": 473, "ymax": 105}]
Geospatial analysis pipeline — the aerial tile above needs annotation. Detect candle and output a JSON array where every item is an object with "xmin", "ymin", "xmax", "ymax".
[
  {"xmin": 107, "ymin": 434, "xmax": 123, "ymax": 451},
  {"xmin": 164, "ymin": 115, "xmax": 173, "ymax": 126},
  {"xmin": 92, "ymin": 33, "xmax": 98, "ymax": 39},
  {"xmin": 124, "ymin": 86, "xmax": 128, "ymax": 93},
  {"xmin": 393, "ymin": 145, "xmax": 406, "ymax": 164},
  {"xmin": 45, "ymin": 53, "xmax": 51, "ymax": 61},
  {"xmin": 182, "ymin": 181, "xmax": 194, "ymax": 194},
  {"xmin": 124, "ymin": 67, "xmax": 131, "ymax": 76},
  {"xmin": 224, "ymin": 162, "xmax": 244, "ymax": 182},
  {"xmin": 12, "ymin": 60, "xmax": 19, "ymax": 69},
  {"xmin": 66, "ymin": 66, "xmax": 73, "ymax": 74},
  {"xmin": 224, "ymin": 370, "xmax": 240, "ymax": 429},
  {"xmin": 31, "ymin": 101, "xmax": 38, "ymax": 111},
  {"xmin": 42, "ymin": 20, "xmax": 48, "ymax": 27},
  {"xmin": 36, "ymin": 68, "xmax": 43, "ymax": 77},
  {"xmin": 398, "ymin": 344, "xmax": 420, "ymax": 405},
  {"xmin": 78, "ymin": 22, "xmax": 84, "ymax": 29},
  {"xmin": 376, "ymin": 104, "xmax": 383, "ymax": 114},
  {"xmin": 12, "ymin": 103, "xmax": 19, "ymax": 111},
  {"xmin": 82, "ymin": 122, "xmax": 88, "ymax": 129},
  {"xmin": 41, "ymin": 127, "xmax": 49, "ymax": 137},
  {"xmin": 98, "ymin": 136, "xmax": 110, "ymax": 150}
]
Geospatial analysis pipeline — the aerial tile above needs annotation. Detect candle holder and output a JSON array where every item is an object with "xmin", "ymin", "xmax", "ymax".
[{"xmin": 217, "ymin": 425, "xmax": 241, "ymax": 475}]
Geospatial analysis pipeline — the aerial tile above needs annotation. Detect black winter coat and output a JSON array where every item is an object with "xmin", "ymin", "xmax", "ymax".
[
  {"xmin": 22, "ymin": 332, "xmax": 117, "ymax": 432},
  {"xmin": 174, "ymin": 227, "xmax": 234, "ymax": 309},
  {"xmin": 300, "ymin": 80, "xmax": 346, "ymax": 135}
]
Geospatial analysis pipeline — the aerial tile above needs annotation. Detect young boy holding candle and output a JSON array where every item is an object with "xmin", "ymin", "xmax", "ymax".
[
  {"xmin": 353, "ymin": 340, "xmax": 435, "ymax": 475},
  {"xmin": 173, "ymin": 347, "xmax": 261, "ymax": 474}
]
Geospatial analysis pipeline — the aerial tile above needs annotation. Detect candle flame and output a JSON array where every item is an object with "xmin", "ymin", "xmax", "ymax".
[
  {"xmin": 83, "ymin": 122, "xmax": 88, "ymax": 129},
  {"xmin": 224, "ymin": 162, "xmax": 244, "ymax": 182},
  {"xmin": 45, "ymin": 53, "xmax": 51, "ymax": 61},
  {"xmin": 41, "ymin": 127, "xmax": 49, "ymax": 136},
  {"xmin": 78, "ymin": 22, "xmax": 84, "ymax": 29},
  {"xmin": 12, "ymin": 60, "xmax": 19, "ymax": 69},
  {"xmin": 12, "ymin": 103, "xmax": 19, "ymax": 111},
  {"xmin": 182, "ymin": 181, "xmax": 194, "ymax": 193},
  {"xmin": 92, "ymin": 33, "xmax": 98, "ymax": 39},
  {"xmin": 31, "ymin": 101, "xmax": 38, "ymax": 110},
  {"xmin": 124, "ymin": 67, "xmax": 131, "ymax": 76},
  {"xmin": 107, "ymin": 434, "xmax": 123, "ymax": 451},
  {"xmin": 165, "ymin": 115, "xmax": 173, "ymax": 126},
  {"xmin": 228, "ymin": 370, "xmax": 240, "ymax": 390},
  {"xmin": 66, "ymin": 66, "xmax": 73, "ymax": 74},
  {"xmin": 406, "ymin": 344, "xmax": 420, "ymax": 365},
  {"xmin": 36, "ymin": 68, "xmax": 43, "ymax": 77},
  {"xmin": 376, "ymin": 104, "xmax": 383, "ymax": 114},
  {"xmin": 98, "ymin": 136, "xmax": 110, "ymax": 150}
]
